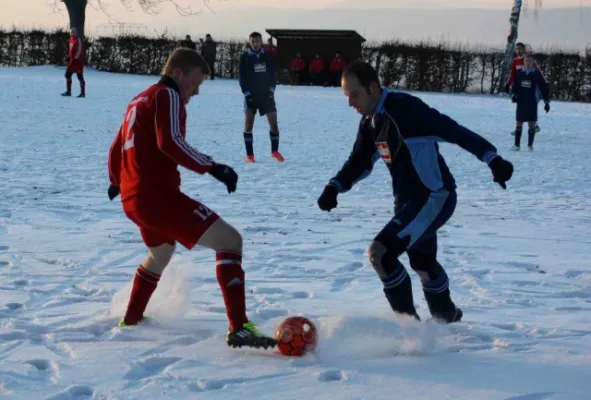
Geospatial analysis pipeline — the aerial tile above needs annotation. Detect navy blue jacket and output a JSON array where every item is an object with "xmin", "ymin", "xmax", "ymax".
[
  {"xmin": 239, "ymin": 49, "xmax": 276, "ymax": 95},
  {"xmin": 329, "ymin": 90, "xmax": 499, "ymax": 205},
  {"xmin": 512, "ymin": 68, "xmax": 550, "ymax": 105}
]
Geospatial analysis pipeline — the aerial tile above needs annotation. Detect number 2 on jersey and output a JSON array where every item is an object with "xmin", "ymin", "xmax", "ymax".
[{"xmin": 122, "ymin": 106, "xmax": 137, "ymax": 151}]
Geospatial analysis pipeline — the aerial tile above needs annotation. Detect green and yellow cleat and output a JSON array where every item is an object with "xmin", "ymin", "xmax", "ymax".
[{"xmin": 226, "ymin": 322, "xmax": 278, "ymax": 350}]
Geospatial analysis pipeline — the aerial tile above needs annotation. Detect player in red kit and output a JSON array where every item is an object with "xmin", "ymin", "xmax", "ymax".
[
  {"xmin": 61, "ymin": 27, "xmax": 85, "ymax": 98},
  {"xmin": 107, "ymin": 48, "xmax": 277, "ymax": 350}
]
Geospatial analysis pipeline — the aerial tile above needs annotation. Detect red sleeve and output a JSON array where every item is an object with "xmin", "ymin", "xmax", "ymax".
[
  {"xmin": 506, "ymin": 59, "xmax": 517, "ymax": 86},
  {"xmin": 155, "ymin": 88, "xmax": 213, "ymax": 174},
  {"xmin": 108, "ymin": 128, "xmax": 122, "ymax": 186}
]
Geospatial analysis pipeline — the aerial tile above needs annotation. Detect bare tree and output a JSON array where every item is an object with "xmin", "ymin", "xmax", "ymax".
[{"xmin": 50, "ymin": 0, "xmax": 214, "ymax": 37}]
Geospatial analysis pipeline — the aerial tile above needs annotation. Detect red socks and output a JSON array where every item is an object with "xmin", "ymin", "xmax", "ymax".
[
  {"xmin": 122, "ymin": 253, "xmax": 247, "ymax": 331},
  {"xmin": 122, "ymin": 266, "xmax": 160, "ymax": 325},
  {"xmin": 216, "ymin": 251, "xmax": 247, "ymax": 332}
]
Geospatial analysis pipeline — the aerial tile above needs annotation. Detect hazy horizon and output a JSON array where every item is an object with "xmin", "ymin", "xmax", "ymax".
[{"xmin": 0, "ymin": 0, "xmax": 589, "ymax": 48}]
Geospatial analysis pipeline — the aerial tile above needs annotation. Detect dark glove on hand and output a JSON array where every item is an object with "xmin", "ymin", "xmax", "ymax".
[
  {"xmin": 209, "ymin": 163, "xmax": 238, "ymax": 193},
  {"xmin": 245, "ymin": 94, "xmax": 254, "ymax": 109},
  {"xmin": 504, "ymin": 84, "xmax": 511, "ymax": 94},
  {"xmin": 488, "ymin": 156, "xmax": 513, "ymax": 190},
  {"xmin": 317, "ymin": 184, "xmax": 339, "ymax": 212},
  {"xmin": 511, "ymin": 94, "xmax": 518, "ymax": 103},
  {"xmin": 108, "ymin": 184, "xmax": 120, "ymax": 201},
  {"xmin": 544, "ymin": 102, "xmax": 550, "ymax": 113}
]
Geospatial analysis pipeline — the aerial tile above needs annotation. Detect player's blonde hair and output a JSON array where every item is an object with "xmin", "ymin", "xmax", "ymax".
[{"xmin": 162, "ymin": 47, "xmax": 211, "ymax": 76}]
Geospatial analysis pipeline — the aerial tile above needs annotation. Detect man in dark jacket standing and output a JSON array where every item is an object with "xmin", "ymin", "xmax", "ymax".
[{"xmin": 200, "ymin": 34, "xmax": 217, "ymax": 80}]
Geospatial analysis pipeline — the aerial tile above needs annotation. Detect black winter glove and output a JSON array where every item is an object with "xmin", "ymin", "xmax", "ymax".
[
  {"xmin": 245, "ymin": 94, "xmax": 254, "ymax": 110},
  {"xmin": 504, "ymin": 84, "xmax": 511, "ymax": 94},
  {"xmin": 544, "ymin": 102, "xmax": 550, "ymax": 113},
  {"xmin": 317, "ymin": 184, "xmax": 339, "ymax": 212},
  {"xmin": 108, "ymin": 184, "xmax": 120, "ymax": 201},
  {"xmin": 511, "ymin": 94, "xmax": 518, "ymax": 103},
  {"xmin": 209, "ymin": 163, "xmax": 238, "ymax": 193},
  {"xmin": 488, "ymin": 156, "xmax": 513, "ymax": 190}
]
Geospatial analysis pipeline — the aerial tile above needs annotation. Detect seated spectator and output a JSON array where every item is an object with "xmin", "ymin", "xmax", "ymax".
[
  {"xmin": 264, "ymin": 38, "xmax": 277, "ymax": 57},
  {"xmin": 329, "ymin": 51, "xmax": 347, "ymax": 86},
  {"xmin": 290, "ymin": 52, "xmax": 306, "ymax": 85},
  {"xmin": 309, "ymin": 53, "xmax": 325, "ymax": 86}
]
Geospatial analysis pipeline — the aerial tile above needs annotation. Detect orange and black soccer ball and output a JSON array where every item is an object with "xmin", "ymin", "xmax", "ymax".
[{"xmin": 275, "ymin": 316, "xmax": 317, "ymax": 356}]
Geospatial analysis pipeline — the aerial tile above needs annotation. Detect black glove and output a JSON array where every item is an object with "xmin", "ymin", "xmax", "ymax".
[
  {"xmin": 245, "ymin": 94, "xmax": 254, "ymax": 110},
  {"xmin": 317, "ymin": 184, "xmax": 339, "ymax": 212},
  {"xmin": 488, "ymin": 156, "xmax": 513, "ymax": 190},
  {"xmin": 209, "ymin": 163, "xmax": 238, "ymax": 193},
  {"xmin": 511, "ymin": 94, "xmax": 518, "ymax": 103},
  {"xmin": 504, "ymin": 84, "xmax": 511, "ymax": 94},
  {"xmin": 544, "ymin": 102, "xmax": 550, "ymax": 113},
  {"xmin": 108, "ymin": 184, "xmax": 120, "ymax": 201}
]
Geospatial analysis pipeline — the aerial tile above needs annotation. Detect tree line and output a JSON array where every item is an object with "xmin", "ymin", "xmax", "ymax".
[{"xmin": 1, "ymin": 27, "xmax": 589, "ymax": 102}]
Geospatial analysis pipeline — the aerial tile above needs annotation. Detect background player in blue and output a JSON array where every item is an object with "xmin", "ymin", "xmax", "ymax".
[
  {"xmin": 511, "ymin": 54, "xmax": 550, "ymax": 151},
  {"xmin": 317, "ymin": 61, "xmax": 514, "ymax": 323},
  {"xmin": 239, "ymin": 32, "xmax": 284, "ymax": 163}
]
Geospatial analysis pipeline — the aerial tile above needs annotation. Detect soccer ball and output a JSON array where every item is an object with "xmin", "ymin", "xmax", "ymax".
[{"xmin": 275, "ymin": 316, "xmax": 317, "ymax": 356}]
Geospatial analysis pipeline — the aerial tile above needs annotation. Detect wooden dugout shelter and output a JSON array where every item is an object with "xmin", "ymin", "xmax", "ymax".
[{"xmin": 265, "ymin": 29, "xmax": 366, "ymax": 83}]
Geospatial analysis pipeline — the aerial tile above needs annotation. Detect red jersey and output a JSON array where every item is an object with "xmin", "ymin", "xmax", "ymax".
[
  {"xmin": 290, "ymin": 57, "xmax": 306, "ymax": 71},
  {"xmin": 108, "ymin": 77, "xmax": 213, "ymax": 202},
  {"xmin": 263, "ymin": 44, "xmax": 277, "ymax": 57},
  {"xmin": 309, "ymin": 59, "xmax": 324, "ymax": 73},
  {"xmin": 329, "ymin": 56, "xmax": 346, "ymax": 73},
  {"xmin": 67, "ymin": 36, "xmax": 84, "ymax": 72},
  {"xmin": 69, "ymin": 36, "xmax": 83, "ymax": 61}
]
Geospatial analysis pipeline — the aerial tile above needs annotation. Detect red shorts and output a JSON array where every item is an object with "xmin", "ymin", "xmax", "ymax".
[
  {"xmin": 67, "ymin": 60, "xmax": 84, "ymax": 74},
  {"xmin": 123, "ymin": 192, "xmax": 219, "ymax": 249}
]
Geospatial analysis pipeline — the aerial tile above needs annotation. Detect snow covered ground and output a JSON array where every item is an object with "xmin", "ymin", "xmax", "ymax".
[{"xmin": 1, "ymin": 66, "xmax": 590, "ymax": 400}]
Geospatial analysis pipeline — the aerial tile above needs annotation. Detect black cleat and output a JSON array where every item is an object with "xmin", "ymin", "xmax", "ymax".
[
  {"xmin": 226, "ymin": 322, "xmax": 278, "ymax": 350},
  {"xmin": 429, "ymin": 307, "xmax": 463, "ymax": 324}
]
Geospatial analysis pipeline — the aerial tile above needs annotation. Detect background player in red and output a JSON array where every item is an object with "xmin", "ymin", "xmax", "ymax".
[
  {"xmin": 61, "ymin": 27, "xmax": 85, "ymax": 98},
  {"xmin": 107, "ymin": 48, "xmax": 277, "ymax": 349}
]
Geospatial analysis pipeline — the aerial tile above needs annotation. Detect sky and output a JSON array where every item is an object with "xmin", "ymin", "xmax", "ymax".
[{"xmin": 0, "ymin": 0, "xmax": 588, "ymax": 46}]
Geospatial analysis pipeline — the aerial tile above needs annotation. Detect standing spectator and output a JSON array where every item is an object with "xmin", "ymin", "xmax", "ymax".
[
  {"xmin": 290, "ymin": 52, "xmax": 306, "ymax": 85},
  {"xmin": 200, "ymin": 34, "xmax": 217, "ymax": 80},
  {"xmin": 180, "ymin": 35, "xmax": 196, "ymax": 50},
  {"xmin": 309, "ymin": 53, "xmax": 324, "ymax": 86},
  {"xmin": 61, "ymin": 27, "xmax": 85, "ymax": 98},
  {"xmin": 329, "ymin": 51, "xmax": 347, "ymax": 87}
]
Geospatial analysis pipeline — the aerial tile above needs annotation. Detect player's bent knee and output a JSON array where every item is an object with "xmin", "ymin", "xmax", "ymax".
[
  {"xmin": 143, "ymin": 243, "xmax": 176, "ymax": 275},
  {"xmin": 368, "ymin": 240, "xmax": 407, "ymax": 278},
  {"xmin": 368, "ymin": 241, "xmax": 389, "ymax": 278}
]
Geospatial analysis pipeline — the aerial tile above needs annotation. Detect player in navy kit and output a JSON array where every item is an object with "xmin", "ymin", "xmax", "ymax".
[
  {"xmin": 511, "ymin": 54, "xmax": 550, "ymax": 151},
  {"xmin": 317, "ymin": 61, "xmax": 514, "ymax": 323},
  {"xmin": 239, "ymin": 32, "xmax": 284, "ymax": 163}
]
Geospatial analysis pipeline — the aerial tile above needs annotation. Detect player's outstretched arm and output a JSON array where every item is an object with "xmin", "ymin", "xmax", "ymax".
[
  {"xmin": 402, "ymin": 95, "xmax": 513, "ymax": 189},
  {"xmin": 154, "ymin": 88, "xmax": 213, "ymax": 175},
  {"xmin": 318, "ymin": 122, "xmax": 379, "ymax": 211}
]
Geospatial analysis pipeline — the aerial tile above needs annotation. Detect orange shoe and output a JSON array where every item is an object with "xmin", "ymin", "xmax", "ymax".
[
  {"xmin": 271, "ymin": 151, "xmax": 285, "ymax": 162},
  {"xmin": 246, "ymin": 155, "xmax": 256, "ymax": 163}
]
